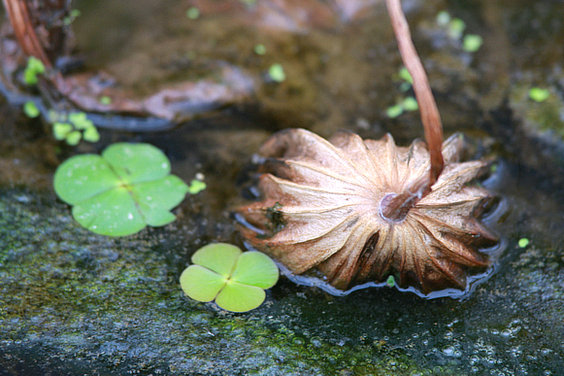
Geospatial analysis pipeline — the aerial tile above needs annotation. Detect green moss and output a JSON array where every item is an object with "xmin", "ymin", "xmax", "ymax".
[
  {"xmin": 0, "ymin": 189, "xmax": 431, "ymax": 375},
  {"xmin": 1, "ymin": 188, "xmax": 561, "ymax": 375},
  {"xmin": 510, "ymin": 83, "xmax": 564, "ymax": 139}
]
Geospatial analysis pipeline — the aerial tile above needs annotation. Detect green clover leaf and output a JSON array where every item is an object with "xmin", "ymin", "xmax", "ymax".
[
  {"xmin": 180, "ymin": 243, "xmax": 279, "ymax": 312},
  {"xmin": 54, "ymin": 143, "xmax": 188, "ymax": 236}
]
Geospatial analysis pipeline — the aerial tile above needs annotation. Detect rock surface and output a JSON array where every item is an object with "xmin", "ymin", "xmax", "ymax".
[{"xmin": 1, "ymin": 0, "xmax": 563, "ymax": 375}]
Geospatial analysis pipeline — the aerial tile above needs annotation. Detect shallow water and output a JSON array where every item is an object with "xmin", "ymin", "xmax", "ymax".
[{"xmin": 1, "ymin": 0, "xmax": 563, "ymax": 374}]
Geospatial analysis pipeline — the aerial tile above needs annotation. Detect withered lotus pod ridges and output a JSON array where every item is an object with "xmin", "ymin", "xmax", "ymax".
[{"xmin": 238, "ymin": 129, "xmax": 498, "ymax": 296}]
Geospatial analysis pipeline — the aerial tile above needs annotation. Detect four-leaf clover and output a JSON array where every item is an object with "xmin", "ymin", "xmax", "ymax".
[
  {"xmin": 54, "ymin": 143, "xmax": 188, "ymax": 236},
  {"xmin": 180, "ymin": 243, "xmax": 279, "ymax": 312}
]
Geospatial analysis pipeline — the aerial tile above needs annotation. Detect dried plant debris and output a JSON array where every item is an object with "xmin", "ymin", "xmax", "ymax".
[{"xmin": 238, "ymin": 129, "xmax": 498, "ymax": 296}]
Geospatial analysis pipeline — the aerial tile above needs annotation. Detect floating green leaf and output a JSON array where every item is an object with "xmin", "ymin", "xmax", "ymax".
[
  {"xmin": 54, "ymin": 143, "xmax": 189, "ymax": 236},
  {"xmin": 186, "ymin": 7, "xmax": 200, "ymax": 19},
  {"xmin": 529, "ymin": 87, "xmax": 550, "ymax": 102},
  {"xmin": 65, "ymin": 131, "xmax": 82, "ymax": 146},
  {"xmin": 268, "ymin": 64, "xmax": 286, "ymax": 83},
  {"xmin": 398, "ymin": 67, "xmax": 413, "ymax": 85},
  {"xmin": 386, "ymin": 104, "xmax": 404, "ymax": 118},
  {"xmin": 180, "ymin": 243, "xmax": 279, "ymax": 312},
  {"xmin": 402, "ymin": 97, "xmax": 418, "ymax": 111},
  {"xmin": 187, "ymin": 179, "xmax": 206, "ymax": 194},
  {"xmin": 463, "ymin": 34, "xmax": 483, "ymax": 52},
  {"xmin": 254, "ymin": 44, "xmax": 266, "ymax": 55},
  {"xmin": 63, "ymin": 9, "xmax": 81, "ymax": 25},
  {"xmin": 53, "ymin": 122, "xmax": 73, "ymax": 140},
  {"xmin": 99, "ymin": 96, "xmax": 112, "ymax": 105},
  {"xmin": 23, "ymin": 101, "xmax": 40, "ymax": 118},
  {"xmin": 240, "ymin": 0, "xmax": 257, "ymax": 6},
  {"xmin": 82, "ymin": 126, "xmax": 100, "ymax": 143},
  {"xmin": 68, "ymin": 112, "xmax": 92, "ymax": 129},
  {"xmin": 436, "ymin": 11, "xmax": 451, "ymax": 27},
  {"xmin": 23, "ymin": 56, "xmax": 45, "ymax": 85},
  {"xmin": 49, "ymin": 112, "xmax": 99, "ymax": 145},
  {"xmin": 191, "ymin": 243, "xmax": 241, "ymax": 276},
  {"xmin": 518, "ymin": 238, "xmax": 530, "ymax": 248},
  {"xmin": 448, "ymin": 18, "xmax": 466, "ymax": 40}
]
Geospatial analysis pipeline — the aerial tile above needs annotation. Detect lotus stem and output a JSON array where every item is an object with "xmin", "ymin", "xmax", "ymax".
[{"xmin": 381, "ymin": 0, "xmax": 445, "ymax": 221}]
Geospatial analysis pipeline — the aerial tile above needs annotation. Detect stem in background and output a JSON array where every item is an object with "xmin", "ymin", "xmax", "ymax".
[
  {"xmin": 386, "ymin": 0, "xmax": 444, "ymax": 187},
  {"xmin": 2, "ymin": 0, "xmax": 52, "ymax": 67}
]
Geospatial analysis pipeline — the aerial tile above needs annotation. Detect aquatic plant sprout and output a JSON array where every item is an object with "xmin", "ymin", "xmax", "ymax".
[
  {"xmin": 54, "ymin": 143, "xmax": 189, "ymax": 236},
  {"xmin": 23, "ymin": 101, "xmax": 39, "ymax": 118},
  {"xmin": 48, "ymin": 111, "xmax": 100, "ymax": 144},
  {"xmin": 518, "ymin": 238, "xmax": 530, "ymax": 248},
  {"xmin": 268, "ymin": 64, "xmax": 286, "ymax": 82},
  {"xmin": 180, "ymin": 243, "xmax": 278, "ymax": 312},
  {"xmin": 23, "ymin": 56, "xmax": 45, "ymax": 85},
  {"xmin": 254, "ymin": 44, "xmax": 266, "ymax": 55},
  {"xmin": 186, "ymin": 7, "xmax": 200, "ymax": 20},
  {"xmin": 386, "ymin": 68, "xmax": 418, "ymax": 118},
  {"xmin": 463, "ymin": 34, "xmax": 483, "ymax": 53},
  {"xmin": 187, "ymin": 179, "xmax": 206, "ymax": 194},
  {"xmin": 529, "ymin": 88, "xmax": 550, "ymax": 103}
]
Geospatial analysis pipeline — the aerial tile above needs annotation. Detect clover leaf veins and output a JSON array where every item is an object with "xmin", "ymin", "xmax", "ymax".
[
  {"xmin": 54, "ymin": 143, "xmax": 189, "ymax": 236},
  {"xmin": 180, "ymin": 243, "xmax": 279, "ymax": 312}
]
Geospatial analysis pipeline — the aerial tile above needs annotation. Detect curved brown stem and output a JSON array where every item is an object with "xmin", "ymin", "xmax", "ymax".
[
  {"xmin": 386, "ymin": 0, "xmax": 444, "ymax": 186},
  {"xmin": 2, "ymin": 0, "xmax": 52, "ymax": 67},
  {"xmin": 380, "ymin": 0, "xmax": 445, "ymax": 222}
]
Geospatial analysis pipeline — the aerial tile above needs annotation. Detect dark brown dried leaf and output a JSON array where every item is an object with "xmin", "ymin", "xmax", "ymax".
[{"xmin": 238, "ymin": 129, "xmax": 498, "ymax": 295}]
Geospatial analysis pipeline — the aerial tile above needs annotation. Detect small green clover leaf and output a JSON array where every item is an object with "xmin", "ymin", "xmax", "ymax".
[
  {"xmin": 180, "ymin": 243, "xmax": 279, "ymax": 312},
  {"xmin": 54, "ymin": 143, "xmax": 189, "ymax": 236}
]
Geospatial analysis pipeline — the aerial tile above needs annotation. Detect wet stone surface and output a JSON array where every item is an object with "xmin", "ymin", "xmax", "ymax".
[
  {"xmin": 0, "ymin": 185, "xmax": 562, "ymax": 376},
  {"xmin": 1, "ymin": 0, "xmax": 563, "ymax": 375}
]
